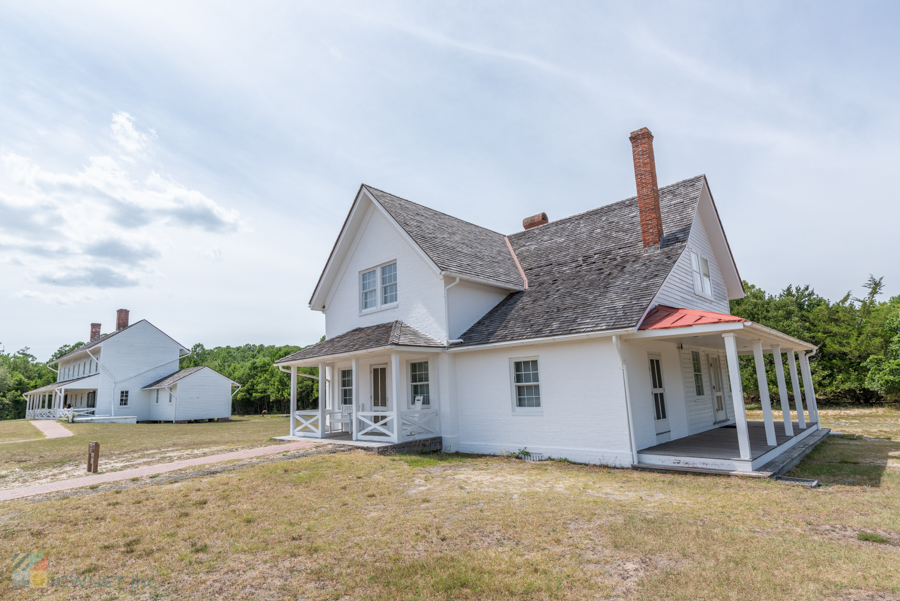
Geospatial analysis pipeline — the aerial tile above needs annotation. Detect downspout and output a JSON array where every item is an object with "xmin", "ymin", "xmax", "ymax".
[
  {"xmin": 612, "ymin": 335, "xmax": 639, "ymax": 466},
  {"xmin": 443, "ymin": 277, "xmax": 460, "ymax": 346}
]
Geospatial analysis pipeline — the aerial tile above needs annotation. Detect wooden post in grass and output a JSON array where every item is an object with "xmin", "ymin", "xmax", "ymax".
[{"xmin": 87, "ymin": 441, "xmax": 100, "ymax": 473}]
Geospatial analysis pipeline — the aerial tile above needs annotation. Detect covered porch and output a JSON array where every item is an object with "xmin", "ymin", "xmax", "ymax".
[
  {"xmin": 628, "ymin": 306, "xmax": 823, "ymax": 473},
  {"xmin": 274, "ymin": 322, "xmax": 446, "ymax": 445},
  {"xmin": 24, "ymin": 375, "xmax": 100, "ymax": 420}
]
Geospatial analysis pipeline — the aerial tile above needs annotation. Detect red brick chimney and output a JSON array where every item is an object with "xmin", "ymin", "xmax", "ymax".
[
  {"xmin": 90, "ymin": 323, "xmax": 101, "ymax": 342},
  {"xmin": 116, "ymin": 309, "xmax": 129, "ymax": 331},
  {"xmin": 629, "ymin": 127, "xmax": 663, "ymax": 249},
  {"xmin": 523, "ymin": 212, "xmax": 549, "ymax": 230}
]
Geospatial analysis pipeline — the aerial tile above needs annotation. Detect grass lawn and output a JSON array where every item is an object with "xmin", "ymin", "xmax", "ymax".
[
  {"xmin": 0, "ymin": 419, "xmax": 44, "ymax": 443},
  {"xmin": 0, "ymin": 415, "xmax": 290, "ymax": 489},
  {"xmin": 0, "ymin": 407, "xmax": 898, "ymax": 600}
]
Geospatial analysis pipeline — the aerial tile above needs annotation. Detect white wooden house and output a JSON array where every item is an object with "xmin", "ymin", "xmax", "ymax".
[
  {"xmin": 276, "ymin": 128, "xmax": 825, "ymax": 475},
  {"xmin": 24, "ymin": 310, "xmax": 237, "ymax": 423}
]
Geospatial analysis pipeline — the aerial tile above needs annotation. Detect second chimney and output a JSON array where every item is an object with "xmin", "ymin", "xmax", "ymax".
[
  {"xmin": 629, "ymin": 127, "xmax": 663, "ymax": 249},
  {"xmin": 523, "ymin": 212, "xmax": 549, "ymax": 230},
  {"xmin": 116, "ymin": 309, "xmax": 129, "ymax": 331},
  {"xmin": 90, "ymin": 323, "xmax": 101, "ymax": 342}
]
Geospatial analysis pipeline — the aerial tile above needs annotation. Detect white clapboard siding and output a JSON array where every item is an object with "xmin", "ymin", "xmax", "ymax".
[
  {"xmin": 168, "ymin": 368, "xmax": 233, "ymax": 421},
  {"xmin": 652, "ymin": 207, "xmax": 731, "ymax": 315},
  {"xmin": 679, "ymin": 348, "xmax": 733, "ymax": 434}
]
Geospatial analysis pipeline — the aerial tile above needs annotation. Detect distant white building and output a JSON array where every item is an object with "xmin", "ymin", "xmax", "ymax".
[{"xmin": 24, "ymin": 310, "xmax": 237, "ymax": 423}]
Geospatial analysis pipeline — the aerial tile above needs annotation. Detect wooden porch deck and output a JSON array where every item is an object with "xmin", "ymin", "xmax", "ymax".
[{"xmin": 639, "ymin": 421, "xmax": 814, "ymax": 461}]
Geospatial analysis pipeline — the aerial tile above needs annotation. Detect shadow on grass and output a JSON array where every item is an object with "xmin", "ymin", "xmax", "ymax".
[{"xmin": 789, "ymin": 434, "xmax": 900, "ymax": 487}]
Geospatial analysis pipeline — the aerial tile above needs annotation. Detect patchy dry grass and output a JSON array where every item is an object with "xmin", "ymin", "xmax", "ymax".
[
  {"xmin": 0, "ymin": 415, "xmax": 289, "ymax": 489},
  {"xmin": 0, "ymin": 407, "xmax": 898, "ymax": 599},
  {"xmin": 0, "ymin": 419, "xmax": 44, "ymax": 443}
]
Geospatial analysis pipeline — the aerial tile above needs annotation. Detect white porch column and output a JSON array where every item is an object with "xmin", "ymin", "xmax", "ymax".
[
  {"xmin": 799, "ymin": 352, "xmax": 819, "ymax": 426},
  {"xmin": 351, "ymin": 357, "xmax": 359, "ymax": 441},
  {"xmin": 391, "ymin": 352, "xmax": 401, "ymax": 443},
  {"xmin": 289, "ymin": 366, "xmax": 297, "ymax": 437},
  {"xmin": 786, "ymin": 349, "xmax": 806, "ymax": 429},
  {"xmin": 723, "ymin": 333, "xmax": 752, "ymax": 460},
  {"xmin": 317, "ymin": 363, "xmax": 326, "ymax": 438},
  {"xmin": 752, "ymin": 341, "xmax": 778, "ymax": 446},
  {"xmin": 772, "ymin": 347, "xmax": 794, "ymax": 437}
]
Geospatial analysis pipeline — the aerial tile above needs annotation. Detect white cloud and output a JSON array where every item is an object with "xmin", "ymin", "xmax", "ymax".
[
  {"xmin": 16, "ymin": 289, "xmax": 106, "ymax": 305},
  {"xmin": 0, "ymin": 113, "xmax": 240, "ymax": 290}
]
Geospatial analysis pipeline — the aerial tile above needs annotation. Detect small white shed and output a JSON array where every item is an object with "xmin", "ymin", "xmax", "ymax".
[{"xmin": 142, "ymin": 366, "xmax": 238, "ymax": 422}]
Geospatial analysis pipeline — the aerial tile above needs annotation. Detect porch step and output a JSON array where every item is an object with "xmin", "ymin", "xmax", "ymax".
[
  {"xmin": 757, "ymin": 427, "xmax": 831, "ymax": 477},
  {"xmin": 631, "ymin": 463, "xmax": 773, "ymax": 478}
]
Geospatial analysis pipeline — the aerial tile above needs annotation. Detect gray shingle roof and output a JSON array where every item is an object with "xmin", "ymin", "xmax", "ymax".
[
  {"xmin": 276, "ymin": 321, "xmax": 444, "ymax": 364},
  {"xmin": 25, "ymin": 374, "xmax": 100, "ymax": 395},
  {"xmin": 364, "ymin": 186, "xmax": 525, "ymax": 289},
  {"xmin": 457, "ymin": 176, "xmax": 705, "ymax": 346},
  {"xmin": 142, "ymin": 367, "xmax": 207, "ymax": 389}
]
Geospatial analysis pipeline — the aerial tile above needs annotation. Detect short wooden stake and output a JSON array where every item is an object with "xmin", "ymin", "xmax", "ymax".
[{"xmin": 87, "ymin": 441, "xmax": 100, "ymax": 473}]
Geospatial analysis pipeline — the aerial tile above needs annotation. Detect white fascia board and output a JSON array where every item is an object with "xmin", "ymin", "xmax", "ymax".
[
  {"xmin": 361, "ymin": 187, "xmax": 442, "ymax": 277},
  {"xmin": 697, "ymin": 177, "xmax": 744, "ymax": 300},
  {"xmin": 308, "ymin": 187, "xmax": 370, "ymax": 311},
  {"xmin": 628, "ymin": 322, "xmax": 746, "ymax": 339},
  {"xmin": 439, "ymin": 270, "xmax": 523, "ymax": 292},
  {"xmin": 742, "ymin": 322, "xmax": 817, "ymax": 352},
  {"xmin": 274, "ymin": 344, "xmax": 446, "ymax": 367},
  {"xmin": 447, "ymin": 328, "xmax": 634, "ymax": 353}
]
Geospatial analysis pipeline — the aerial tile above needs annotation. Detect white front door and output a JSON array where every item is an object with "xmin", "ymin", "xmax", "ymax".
[
  {"xmin": 649, "ymin": 355, "xmax": 670, "ymax": 435},
  {"xmin": 708, "ymin": 355, "xmax": 728, "ymax": 422}
]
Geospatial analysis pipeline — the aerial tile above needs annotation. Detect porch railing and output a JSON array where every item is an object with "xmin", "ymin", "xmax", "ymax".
[
  {"xmin": 26, "ymin": 409, "xmax": 58, "ymax": 420},
  {"xmin": 59, "ymin": 408, "xmax": 97, "ymax": 422},
  {"xmin": 355, "ymin": 409, "xmax": 440, "ymax": 443},
  {"xmin": 291, "ymin": 410, "xmax": 322, "ymax": 437},
  {"xmin": 356, "ymin": 411, "xmax": 397, "ymax": 442},
  {"xmin": 400, "ymin": 409, "xmax": 440, "ymax": 440}
]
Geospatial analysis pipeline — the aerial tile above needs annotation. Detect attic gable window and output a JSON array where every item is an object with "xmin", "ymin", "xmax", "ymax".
[
  {"xmin": 360, "ymin": 262, "xmax": 398, "ymax": 312},
  {"xmin": 690, "ymin": 251, "xmax": 713, "ymax": 299}
]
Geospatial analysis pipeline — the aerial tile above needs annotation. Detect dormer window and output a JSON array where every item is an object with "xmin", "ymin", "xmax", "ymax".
[
  {"xmin": 690, "ymin": 251, "xmax": 713, "ymax": 299},
  {"xmin": 360, "ymin": 262, "xmax": 398, "ymax": 312}
]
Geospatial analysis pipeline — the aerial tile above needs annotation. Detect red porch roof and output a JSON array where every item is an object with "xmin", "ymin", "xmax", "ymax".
[{"xmin": 639, "ymin": 305, "xmax": 748, "ymax": 330}]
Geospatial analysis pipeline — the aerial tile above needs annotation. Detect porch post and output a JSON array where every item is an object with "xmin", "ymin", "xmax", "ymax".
[
  {"xmin": 786, "ymin": 350, "xmax": 806, "ymax": 429},
  {"xmin": 317, "ymin": 363, "xmax": 326, "ymax": 438},
  {"xmin": 351, "ymin": 357, "xmax": 359, "ymax": 441},
  {"xmin": 289, "ymin": 366, "xmax": 297, "ymax": 437},
  {"xmin": 752, "ymin": 341, "xmax": 778, "ymax": 446},
  {"xmin": 391, "ymin": 352, "xmax": 401, "ymax": 443},
  {"xmin": 722, "ymin": 333, "xmax": 752, "ymax": 460},
  {"xmin": 799, "ymin": 352, "xmax": 819, "ymax": 426},
  {"xmin": 772, "ymin": 347, "xmax": 794, "ymax": 436}
]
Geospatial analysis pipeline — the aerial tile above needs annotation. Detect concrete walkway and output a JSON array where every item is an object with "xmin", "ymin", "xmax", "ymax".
[
  {"xmin": 0, "ymin": 440, "xmax": 324, "ymax": 502},
  {"xmin": 30, "ymin": 420, "xmax": 74, "ymax": 439},
  {"xmin": 0, "ymin": 421, "xmax": 73, "ymax": 445}
]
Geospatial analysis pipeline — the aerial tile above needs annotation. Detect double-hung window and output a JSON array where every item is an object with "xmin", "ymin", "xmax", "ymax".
[
  {"xmin": 340, "ymin": 369, "xmax": 353, "ymax": 406},
  {"xmin": 690, "ymin": 251, "xmax": 713, "ymax": 298},
  {"xmin": 360, "ymin": 262, "xmax": 398, "ymax": 312},
  {"xmin": 691, "ymin": 351, "xmax": 705, "ymax": 396},
  {"xmin": 512, "ymin": 359, "xmax": 541, "ymax": 410},
  {"xmin": 155, "ymin": 390, "xmax": 160, "ymax": 404},
  {"xmin": 409, "ymin": 361, "xmax": 430, "ymax": 406},
  {"xmin": 119, "ymin": 390, "xmax": 129, "ymax": 406}
]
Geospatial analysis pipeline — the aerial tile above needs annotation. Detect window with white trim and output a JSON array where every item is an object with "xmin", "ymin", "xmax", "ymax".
[
  {"xmin": 360, "ymin": 262, "xmax": 398, "ymax": 312},
  {"xmin": 409, "ymin": 361, "xmax": 430, "ymax": 406},
  {"xmin": 119, "ymin": 390, "xmax": 129, "ymax": 406},
  {"xmin": 690, "ymin": 251, "xmax": 713, "ymax": 299},
  {"xmin": 155, "ymin": 390, "xmax": 160, "ymax": 404},
  {"xmin": 169, "ymin": 391, "xmax": 173, "ymax": 403},
  {"xmin": 340, "ymin": 369, "xmax": 353, "ymax": 406},
  {"xmin": 691, "ymin": 351, "xmax": 704, "ymax": 396},
  {"xmin": 512, "ymin": 359, "xmax": 541, "ymax": 409}
]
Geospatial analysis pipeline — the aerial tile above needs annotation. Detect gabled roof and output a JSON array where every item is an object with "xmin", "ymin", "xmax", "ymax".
[
  {"xmin": 276, "ymin": 321, "xmax": 443, "ymax": 364},
  {"xmin": 364, "ymin": 186, "xmax": 525, "ymax": 289},
  {"xmin": 308, "ymin": 185, "xmax": 525, "ymax": 310},
  {"xmin": 639, "ymin": 305, "xmax": 747, "ymax": 330},
  {"xmin": 142, "ymin": 366, "xmax": 238, "ymax": 389},
  {"xmin": 458, "ymin": 176, "xmax": 706, "ymax": 346},
  {"xmin": 50, "ymin": 319, "xmax": 189, "ymax": 364}
]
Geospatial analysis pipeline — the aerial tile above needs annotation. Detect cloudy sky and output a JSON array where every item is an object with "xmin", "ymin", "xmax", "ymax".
[{"xmin": 1, "ymin": 1, "xmax": 898, "ymax": 359}]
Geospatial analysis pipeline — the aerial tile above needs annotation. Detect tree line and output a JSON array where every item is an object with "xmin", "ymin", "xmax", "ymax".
[{"xmin": 2, "ymin": 276, "xmax": 899, "ymax": 420}]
